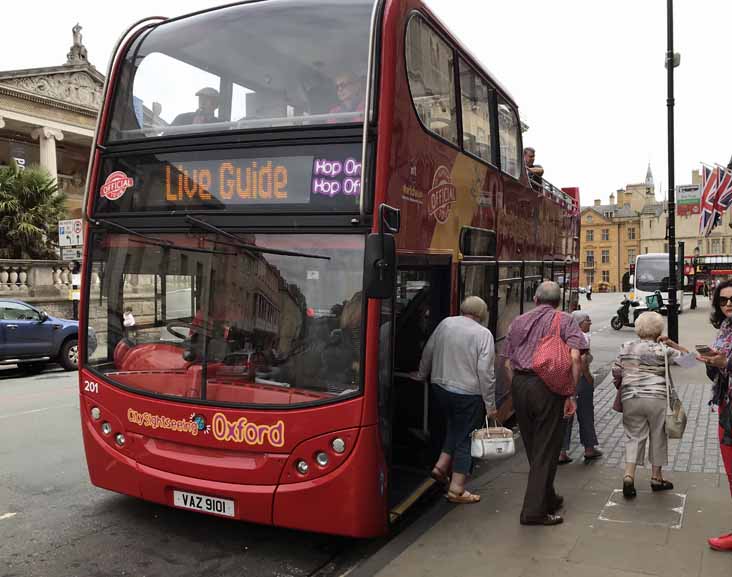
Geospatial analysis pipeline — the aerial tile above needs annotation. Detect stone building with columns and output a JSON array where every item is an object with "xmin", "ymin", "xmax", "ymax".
[{"xmin": 0, "ymin": 24, "xmax": 102, "ymax": 218}]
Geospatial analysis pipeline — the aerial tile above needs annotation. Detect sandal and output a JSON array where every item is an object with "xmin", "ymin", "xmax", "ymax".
[
  {"xmin": 558, "ymin": 455, "xmax": 573, "ymax": 465},
  {"xmin": 623, "ymin": 475, "xmax": 636, "ymax": 499},
  {"xmin": 431, "ymin": 466, "xmax": 451, "ymax": 486},
  {"xmin": 447, "ymin": 489, "xmax": 480, "ymax": 504},
  {"xmin": 651, "ymin": 477, "xmax": 674, "ymax": 492}
]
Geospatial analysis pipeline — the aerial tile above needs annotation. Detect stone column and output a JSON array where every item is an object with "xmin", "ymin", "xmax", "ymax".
[{"xmin": 31, "ymin": 127, "xmax": 64, "ymax": 181}]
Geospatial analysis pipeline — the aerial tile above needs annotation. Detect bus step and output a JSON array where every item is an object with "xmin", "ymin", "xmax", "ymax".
[{"xmin": 389, "ymin": 478, "xmax": 435, "ymax": 523}]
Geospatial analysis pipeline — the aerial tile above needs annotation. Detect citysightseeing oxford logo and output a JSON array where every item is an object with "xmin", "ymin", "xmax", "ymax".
[
  {"xmin": 100, "ymin": 171, "xmax": 134, "ymax": 200},
  {"xmin": 427, "ymin": 166, "xmax": 456, "ymax": 224}
]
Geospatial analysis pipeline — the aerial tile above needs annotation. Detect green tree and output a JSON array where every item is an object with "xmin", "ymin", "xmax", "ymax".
[{"xmin": 0, "ymin": 162, "xmax": 67, "ymax": 259}]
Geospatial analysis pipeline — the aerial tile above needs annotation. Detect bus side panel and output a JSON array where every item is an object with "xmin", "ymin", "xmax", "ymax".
[{"xmin": 272, "ymin": 425, "xmax": 387, "ymax": 538}]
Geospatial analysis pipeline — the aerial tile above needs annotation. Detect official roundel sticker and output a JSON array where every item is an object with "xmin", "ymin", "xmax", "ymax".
[{"xmin": 100, "ymin": 171, "xmax": 134, "ymax": 200}]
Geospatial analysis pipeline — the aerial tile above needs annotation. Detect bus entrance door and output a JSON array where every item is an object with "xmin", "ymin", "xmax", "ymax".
[{"xmin": 388, "ymin": 261, "xmax": 451, "ymax": 518}]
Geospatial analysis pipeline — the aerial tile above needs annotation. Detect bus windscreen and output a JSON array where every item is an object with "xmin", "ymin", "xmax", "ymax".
[
  {"xmin": 106, "ymin": 0, "xmax": 374, "ymax": 141},
  {"xmin": 635, "ymin": 257, "xmax": 670, "ymax": 292},
  {"xmin": 85, "ymin": 231, "xmax": 365, "ymax": 407}
]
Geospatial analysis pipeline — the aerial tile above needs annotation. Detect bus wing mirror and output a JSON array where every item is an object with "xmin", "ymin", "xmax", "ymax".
[{"xmin": 364, "ymin": 233, "xmax": 396, "ymax": 299}]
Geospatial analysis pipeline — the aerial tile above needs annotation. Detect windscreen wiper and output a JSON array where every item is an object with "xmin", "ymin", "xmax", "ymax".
[
  {"xmin": 92, "ymin": 219, "xmax": 235, "ymax": 256},
  {"xmin": 185, "ymin": 216, "xmax": 330, "ymax": 261}
]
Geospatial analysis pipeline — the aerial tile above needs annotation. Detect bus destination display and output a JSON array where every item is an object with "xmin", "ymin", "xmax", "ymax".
[{"xmin": 95, "ymin": 144, "xmax": 363, "ymax": 213}]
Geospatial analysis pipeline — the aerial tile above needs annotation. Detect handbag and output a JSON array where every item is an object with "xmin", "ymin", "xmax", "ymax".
[
  {"xmin": 470, "ymin": 417, "xmax": 515, "ymax": 460},
  {"xmin": 532, "ymin": 312, "xmax": 575, "ymax": 397},
  {"xmin": 663, "ymin": 345, "xmax": 687, "ymax": 439}
]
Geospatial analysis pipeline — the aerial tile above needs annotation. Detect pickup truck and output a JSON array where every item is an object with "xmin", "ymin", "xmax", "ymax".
[{"xmin": 0, "ymin": 298, "xmax": 96, "ymax": 373}]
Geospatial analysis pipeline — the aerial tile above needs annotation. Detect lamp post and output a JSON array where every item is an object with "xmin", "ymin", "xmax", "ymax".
[{"xmin": 666, "ymin": 0, "xmax": 680, "ymax": 341}]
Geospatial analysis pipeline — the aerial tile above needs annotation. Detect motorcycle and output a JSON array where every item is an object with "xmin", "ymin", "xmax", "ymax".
[{"xmin": 611, "ymin": 295, "xmax": 640, "ymax": 330}]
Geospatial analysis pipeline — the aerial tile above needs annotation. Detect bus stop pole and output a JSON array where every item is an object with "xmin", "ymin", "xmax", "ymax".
[{"xmin": 665, "ymin": 0, "xmax": 679, "ymax": 342}]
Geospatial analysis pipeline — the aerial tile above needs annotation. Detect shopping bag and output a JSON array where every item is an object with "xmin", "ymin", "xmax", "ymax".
[{"xmin": 470, "ymin": 418, "xmax": 515, "ymax": 460}]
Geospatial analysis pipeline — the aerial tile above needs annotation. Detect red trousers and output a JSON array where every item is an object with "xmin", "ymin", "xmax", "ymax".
[{"xmin": 720, "ymin": 402, "xmax": 732, "ymax": 496}]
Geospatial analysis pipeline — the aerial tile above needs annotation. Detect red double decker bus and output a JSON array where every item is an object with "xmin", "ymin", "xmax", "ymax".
[{"xmin": 79, "ymin": 0, "xmax": 579, "ymax": 537}]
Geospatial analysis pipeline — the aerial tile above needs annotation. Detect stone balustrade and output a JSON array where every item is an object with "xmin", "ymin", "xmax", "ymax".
[{"xmin": 0, "ymin": 259, "xmax": 76, "ymax": 296}]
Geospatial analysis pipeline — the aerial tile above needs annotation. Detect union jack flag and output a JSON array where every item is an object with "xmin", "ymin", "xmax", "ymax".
[
  {"xmin": 715, "ymin": 164, "xmax": 732, "ymax": 214},
  {"xmin": 699, "ymin": 164, "xmax": 719, "ymax": 236}
]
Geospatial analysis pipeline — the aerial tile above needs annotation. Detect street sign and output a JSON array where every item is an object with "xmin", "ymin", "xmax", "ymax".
[
  {"xmin": 61, "ymin": 247, "xmax": 83, "ymax": 261},
  {"xmin": 59, "ymin": 219, "xmax": 83, "ymax": 247}
]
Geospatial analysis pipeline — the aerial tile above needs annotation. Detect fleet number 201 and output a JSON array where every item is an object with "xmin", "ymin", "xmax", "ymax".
[{"xmin": 84, "ymin": 380, "xmax": 99, "ymax": 393}]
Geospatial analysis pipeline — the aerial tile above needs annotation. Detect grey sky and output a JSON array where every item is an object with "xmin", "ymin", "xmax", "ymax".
[{"xmin": 3, "ymin": 0, "xmax": 729, "ymax": 206}]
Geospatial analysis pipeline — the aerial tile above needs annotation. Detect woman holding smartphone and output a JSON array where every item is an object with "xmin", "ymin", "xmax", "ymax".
[{"xmin": 698, "ymin": 279, "xmax": 732, "ymax": 551}]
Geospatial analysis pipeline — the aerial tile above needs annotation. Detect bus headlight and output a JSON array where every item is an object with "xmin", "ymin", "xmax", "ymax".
[
  {"xmin": 115, "ymin": 433, "xmax": 126, "ymax": 447},
  {"xmin": 296, "ymin": 460, "xmax": 309, "ymax": 474},
  {"xmin": 91, "ymin": 407, "xmax": 101, "ymax": 420},
  {"xmin": 315, "ymin": 452, "xmax": 329, "ymax": 467},
  {"xmin": 101, "ymin": 422, "xmax": 112, "ymax": 435}
]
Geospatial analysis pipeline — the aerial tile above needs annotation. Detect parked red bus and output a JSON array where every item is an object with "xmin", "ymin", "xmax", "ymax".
[{"xmin": 79, "ymin": 0, "xmax": 579, "ymax": 538}]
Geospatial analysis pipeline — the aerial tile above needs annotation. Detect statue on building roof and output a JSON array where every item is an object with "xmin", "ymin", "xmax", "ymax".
[{"xmin": 66, "ymin": 23, "xmax": 88, "ymax": 65}]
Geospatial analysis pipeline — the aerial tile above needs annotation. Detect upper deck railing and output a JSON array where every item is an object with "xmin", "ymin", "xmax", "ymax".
[{"xmin": 529, "ymin": 174, "xmax": 578, "ymax": 214}]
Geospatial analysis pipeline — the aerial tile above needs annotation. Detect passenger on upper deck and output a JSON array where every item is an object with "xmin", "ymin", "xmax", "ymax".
[
  {"xmin": 172, "ymin": 87, "xmax": 220, "ymax": 126},
  {"xmin": 328, "ymin": 72, "xmax": 365, "ymax": 121},
  {"xmin": 524, "ymin": 147, "xmax": 545, "ymax": 180}
]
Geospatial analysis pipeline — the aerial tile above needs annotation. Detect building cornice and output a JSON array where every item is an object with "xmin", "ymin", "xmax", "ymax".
[{"xmin": 0, "ymin": 84, "xmax": 97, "ymax": 118}]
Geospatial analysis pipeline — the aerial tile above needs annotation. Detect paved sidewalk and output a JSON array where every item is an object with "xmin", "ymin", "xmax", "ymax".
[
  {"xmin": 374, "ymin": 457, "xmax": 730, "ymax": 577},
  {"xmin": 367, "ymin": 304, "xmax": 731, "ymax": 577}
]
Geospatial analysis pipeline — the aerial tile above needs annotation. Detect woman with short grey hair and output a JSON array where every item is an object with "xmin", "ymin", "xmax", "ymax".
[
  {"xmin": 558, "ymin": 310, "xmax": 602, "ymax": 464},
  {"xmin": 415, "ymin": 296, "xmax": 496, "ymax": 504},
  {"xmin": 612, "ymin": 311, "xmax": 694, "ymax": 498}
]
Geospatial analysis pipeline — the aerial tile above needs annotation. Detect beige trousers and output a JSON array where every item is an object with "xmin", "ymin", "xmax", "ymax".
[{"xmin": 622, "ymin": 397, "xmax": 668, "ymax": 466}]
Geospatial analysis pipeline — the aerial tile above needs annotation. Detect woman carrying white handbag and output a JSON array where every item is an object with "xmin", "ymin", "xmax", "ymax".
[{"xmin": 413, "ymin": 296, "xmax": 497, "ymax": 504}]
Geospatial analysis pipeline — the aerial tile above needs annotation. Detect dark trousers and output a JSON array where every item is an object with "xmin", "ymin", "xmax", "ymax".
[
  {"xmin": 562, "ymin": 376, "xmax": 598, "ymax": 450},
  {"xmin": 432, "ymin": 384, "xmax": 485, "ymax": 475},
  {"xmin": 512, "ymin": 372, "xmax": 565, "ymax": 519}
]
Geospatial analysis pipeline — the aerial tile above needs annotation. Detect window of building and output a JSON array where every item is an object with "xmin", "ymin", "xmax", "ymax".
[
  {"xmin": 586, "ymin": 215, "xmax": 593, "ymax": 223},
  {"xmin": 586, "ymin": 229, "xmax": 594, "ymax": 242},
  {"xmin": 497, "ymin": 98, "xmax": 520, "ymax": 178},
  {"xmin": 628, "ymin": 248, "xmax": 636, "ymax": 265},
  {"xmin": 406, "ymin": 15, "xmax": 458, "ymax": 144},
  {"xmin": 586, "ymin": 250, "xmax": 594, "ymax": 264},
  {"xmin": 602, "ymin": 228, "xmax": 609, "ymax": 241},
  {"xmin": 459, "ymin": 59, "xmax": 492, "ymax": 163},
  {"xmin": 628, "ymin": 227, "xmax": 636, "ymax": 240},
  {"xmin": 664, "ymin": 243, "xmax": 669, "ymax": 253},
  {"xmin": 602, "ymin": 270, "xmax": 610, "ymax": 283},
  {"xmin": 586, "ymin": 271, "xmax": 594, "ymax": 285},
  {"xmin": 601, "ymin": 249, "xmax": 610, "ymax": 264},
  {"xmin": 712, "ymin": 238, "xmax": 721, "ymax": 254}
]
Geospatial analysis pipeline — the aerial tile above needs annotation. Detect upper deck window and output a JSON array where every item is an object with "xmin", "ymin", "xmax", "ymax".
[
  {"xmin": 459, "ymin": 59, "xmax": 493, "ymax": 163},
  {"xmin": 107, "ymin": 0, "xmax": 374, "ymax": 142},
  {"xmin": 405, "ymin": 14, "xmax": 458, "ymax": 145},
  {"xmin": 498, "ymin": 98, "xmax": 520, "ymax": 179}
]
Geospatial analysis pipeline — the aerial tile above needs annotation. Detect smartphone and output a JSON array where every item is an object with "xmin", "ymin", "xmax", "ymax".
[{"xmin": 696, "ymin": 345, "xmax": 712, "ymax": 355}]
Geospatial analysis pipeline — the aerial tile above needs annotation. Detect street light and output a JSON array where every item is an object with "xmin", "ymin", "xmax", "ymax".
[{"xmin": 666, "ymin": 0, "xmax": 681, "ymax": 342}]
